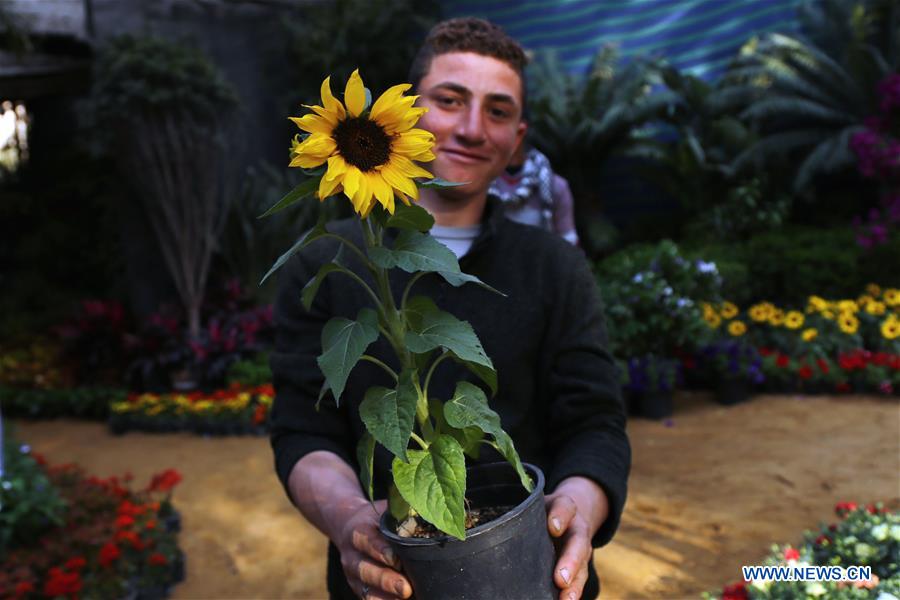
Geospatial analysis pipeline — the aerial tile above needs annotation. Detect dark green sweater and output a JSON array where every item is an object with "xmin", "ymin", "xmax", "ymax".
[{"xmin": 270, "ymin": 198, "xmax": 630, "ymax": 550}]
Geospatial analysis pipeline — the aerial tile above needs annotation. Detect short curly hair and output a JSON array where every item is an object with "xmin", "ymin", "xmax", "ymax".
[{"xmin": 408, "ymin": 17, "xmax": 528, "ymax": 112}]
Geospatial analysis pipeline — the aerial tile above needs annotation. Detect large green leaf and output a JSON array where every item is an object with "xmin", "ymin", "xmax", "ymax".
[
  {"xmin": 259, "ymin": 214, "xmax": 329, "ymax": 285},
  {"xmin": 370, "ymin": 230, "xmax": 501, "ymax": 293},
  {"xmin": 385, "ymin": 202, "xmax": 435, "ymax": 232},
  {"xmin": 258, "ymin": 176, "xmax": 321, "ymax": 218},
  {"xmin": 450, "ymin": 351, "xmax": 498, "ymax": 397},
  {"xmin": 392, "ymin": 435, "xmax": 467, "ymax": 539},
  {"xmin": 301, "ymin": 245, "xmax": 345, "ymax": 311},
  {"xmin": 356, "ymin": 432, "xmax": 375, "ymax": 502},
  {"xmin": 316, "ymin": 308, "xmax": 379, "ymax": 405},
  {"xmin": 388, "ymin": 483, "xmax": 410, "ymax": 522},
  {"xmin": 358, "ymin": 369, "xmax": 419, "ymax": 462},
  {"xmin": 444, "ymin": 382, "xmax": 531, "ymax": 491},
  {"xmin": 404, "ymin": 310, "xmax": 494, "ymax": 371}
]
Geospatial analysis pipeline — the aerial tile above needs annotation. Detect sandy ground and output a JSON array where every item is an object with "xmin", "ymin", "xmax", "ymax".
[{"xmin": 12, "ymin": 392, "xmax": 900, "ymax": 600}]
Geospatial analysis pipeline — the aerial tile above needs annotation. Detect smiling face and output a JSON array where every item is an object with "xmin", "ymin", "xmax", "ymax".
[{"xmin": 415, "ymin": 52, "xmax": 527, "ymax": 202}]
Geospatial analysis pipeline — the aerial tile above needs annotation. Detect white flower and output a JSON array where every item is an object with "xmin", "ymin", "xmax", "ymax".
[
  {"xmin": 805, "ymin": 582, "xmax": 827, "ymax": 597},
  {"xmin": 872, "ymin": 523, "xmax": 889, "ymax": 541},
  {"xmin": 750, "ymin": 579, "xmax": 771, "ymax": 591},
  {"xmin": 663, "ymin": 286, "xmax": 673, "ymax": 296},
  {"xmin": 1, "ymin": 481, "xmax": 11, "ymax": 490},
  {"xmin": 632, "ymin": 273, "xmax": 645, "ymax": 283},
  {"xmin": 889, "ymin": 525, "xmax": 900, "ymax": 542},
  {"xmin": 854, "ymin": 542, "xmax": 876, "ymax": 560},
  {"xmin": 876, "ymin": 593, "xmax": 900, "ymax": 600},
  {"xmin": 696, "ymin": 260, "xmax": 718, "ymax": 274}
]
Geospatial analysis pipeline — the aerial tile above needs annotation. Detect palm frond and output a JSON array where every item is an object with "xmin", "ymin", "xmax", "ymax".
[
  {"xmin": 732, "ymin": 128, "xmax": 835, "ymax": 172},
  {"xmin": 740, "ymin": 96, "xmax": 858, "ymax": 126}
]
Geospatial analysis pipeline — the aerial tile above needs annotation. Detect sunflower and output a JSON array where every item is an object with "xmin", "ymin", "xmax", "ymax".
[
  {"xmin": 837, "ymin": 299, "xmax": 858, "ymax": 313},
  {"xmin": 838, "ymin": 312, "xmax": 859, "ymax": 335},
  {"xmin": 749, "ymin": 302, "xmax": 773, "ymax": 322},
  {"xmin": 720, "ymin": 301, "xmax": 739, "ymax": 319},
  {"xmin": 806, "ymin": 295, "xmax": 827, "ymax": 314},
  {"xmin": 865, "ymin": 301, "xmax": 887, "ymax": 316},
  {"xmin": 705, "ymin": 312, "xmax": 722, "ymax": 329},
  {"xmin": 882, "ymin": 317, "xmax": 900, "ymax": 340},
  {"xmin": 289, "ymin": 70, "xmax": 435, "ymax": 216},
  {"xmin": 884, "ymin": 288, "xmax": 900, "ymax": 307},
  {"xmin": 768, "ymin": 308, "xmax": 786, "ymax": 326},
  {"xmin": 727, "ymin": 320, "xmax": 747, "ymax": 337},
  {"xmin": 801, "ymin": 328, "xmax": 818, "ymax": 342},
  {"xmin": 866, "ymin": 283, "xmax": 882, "ymax": 297},
  {"xmin": 784, "ymin": 311, "xmax": 804, "ymax": 329}
]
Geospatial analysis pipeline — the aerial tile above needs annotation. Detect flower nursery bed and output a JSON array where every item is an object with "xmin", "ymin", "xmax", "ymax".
[
  {"xmin": 0, "ymin": 449, "xmax": 185, "ymax": 599},
  {"xmin": 11, "ymin": 391, "xmax": 899, "ymax": 599}
]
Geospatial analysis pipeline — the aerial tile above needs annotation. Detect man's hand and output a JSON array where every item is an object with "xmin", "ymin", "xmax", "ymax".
[
  {"xmin": 545, "ymin": 477, "xmax": 609, "ymax": 600},
  {"xmin": 335, "ymin": 499, "xmax": 412, "ymax": 600}
]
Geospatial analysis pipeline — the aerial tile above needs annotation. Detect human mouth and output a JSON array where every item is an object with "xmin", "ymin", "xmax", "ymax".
[{"xmin": 441, "ymin": 148, "xmax": 490, "ymax": 164}]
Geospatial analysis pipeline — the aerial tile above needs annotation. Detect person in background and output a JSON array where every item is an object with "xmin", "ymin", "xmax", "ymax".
[{"xmin": 489, "ymin": 139, "xmax": 580, "ymax": 245}]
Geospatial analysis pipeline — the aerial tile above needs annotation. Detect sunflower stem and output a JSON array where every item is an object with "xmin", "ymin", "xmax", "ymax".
[
  {"xmin": 320, "ymin": 232, "xmax": 375, "ymax": 272},
  {"xmin": 360, "ymin": 355, "xmax": 398, "ymax": 382}
]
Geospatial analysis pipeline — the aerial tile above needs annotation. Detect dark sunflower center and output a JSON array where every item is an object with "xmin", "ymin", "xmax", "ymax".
[{"xmin": 333, "ymin": 117, "xmax": 392, "ymax": 172}]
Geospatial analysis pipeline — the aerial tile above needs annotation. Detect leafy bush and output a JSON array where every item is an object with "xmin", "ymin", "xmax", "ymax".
[
  {"xmin": 596, "ymin": 240, "xmax": 722, "ymax": 358},
  {"xmin": 0, "ymin": 387, "xmax": 126, "ymax": 420},
  {"xmin": 686, "ymin": 227, "xmax": 900, "ymax": 306},
  {"xmin": 226, "ymin": 353, "xmax": 271, "ymax": 388},
  {"xmin": 0, "ymin": 432, "xmax": 66, "ymax": 555},
  {"xmin": 708, "ymin": 502, "xmax": 899, "ymax": 599},
  {"xmin": 0, "ymin": 456, "xmax": 184, "ymax": 599}
]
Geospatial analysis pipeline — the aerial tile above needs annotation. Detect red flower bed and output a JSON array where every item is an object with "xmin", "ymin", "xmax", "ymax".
[{"xmin": 0, "ymin": 460, "xmax": 184, "ymax": 599}]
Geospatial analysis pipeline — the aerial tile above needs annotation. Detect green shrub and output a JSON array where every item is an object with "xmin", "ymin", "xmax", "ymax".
[
  {"xmin": 0, "ymin": 429, "xmax": 67, "ymax": 555},
  {"xmin": 595, "ymin": 240, "xmax": 722, "ymax": 357},
  {"xmin": 225, "ymin": 353, "xmax": 271, "ymax": 387},
  {"xmin": 0, "ymin": 387, "xmax": 126, "ymax": 420}
]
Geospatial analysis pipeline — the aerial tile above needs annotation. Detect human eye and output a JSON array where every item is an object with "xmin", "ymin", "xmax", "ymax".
[
  {"xmin": 488, "ymin": 105, "xmax": 513, "ymax": 120},
  {"xmin": 435, "ymin": 94, "xmax": 461, "ymax": 108}
]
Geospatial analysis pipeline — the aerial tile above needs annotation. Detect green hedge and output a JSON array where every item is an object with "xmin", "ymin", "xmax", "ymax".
[{"xmin": 0, "ymin": 387, "xmax": 126, "ymax": 419}]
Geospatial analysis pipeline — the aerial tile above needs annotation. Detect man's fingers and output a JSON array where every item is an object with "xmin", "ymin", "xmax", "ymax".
[
  {"xmin": 553, "ymin": 520, "xmax": 592, "ymax": 591},
  {"xmin": 357, "ymin": 557, "xmax": 413, "ymax": 599},
  {"xmin": 351, "ymin": 524, "xmax": 399, "ymax": 568},
  {"xmin": 557, "ymin": 559, "xmax": 589, "ymax": 600},
  {"xmin": 547, "ymin": 493, "xmax": 578, "ymax": 537}
]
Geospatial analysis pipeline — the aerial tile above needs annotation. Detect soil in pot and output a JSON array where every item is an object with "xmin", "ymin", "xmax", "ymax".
[
  {"xmin": 380, "ymin": 462, "xmax": 556, "ymax": 600},
  {"xmin": 395, "ymin": 505, "xmax": 514, "ymax": 539}
]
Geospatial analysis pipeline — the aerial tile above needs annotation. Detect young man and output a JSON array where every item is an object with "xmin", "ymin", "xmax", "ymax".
[{"xmin": 270, "ymin": 18, "xmax": 630, "ymax": 600}]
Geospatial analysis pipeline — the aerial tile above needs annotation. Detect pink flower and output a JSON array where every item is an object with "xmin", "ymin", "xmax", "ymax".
[{"xmin": 783, "ymin": 547, "xmax": 800, "ymax": 561}]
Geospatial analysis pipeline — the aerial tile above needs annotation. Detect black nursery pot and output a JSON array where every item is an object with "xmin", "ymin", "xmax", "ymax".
[{"xmin": 379, "ymin": 462, "xmax": 556, "ymax": 600}]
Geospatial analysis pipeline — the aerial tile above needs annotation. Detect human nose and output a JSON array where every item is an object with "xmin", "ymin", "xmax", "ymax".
[{"xmin": 453, "ymin": 101, "xmax": 486, "ymax": 145}]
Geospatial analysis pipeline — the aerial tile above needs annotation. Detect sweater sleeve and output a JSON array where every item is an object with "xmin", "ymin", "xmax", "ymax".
[
  {"xmin": 544, "ymin": 248, "xmax": 630, "ymax": 547},
  {"xmin": 269, "ymin": 247, "xmax": 356, "ymax": 504}
]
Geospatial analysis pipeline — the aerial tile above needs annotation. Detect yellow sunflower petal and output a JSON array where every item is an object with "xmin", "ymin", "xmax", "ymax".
[
  {"xmin": 344, "ymin": 69, "xmax": 366, "ymax": 118},
  {"xmin": 367, "ymin": 172, "xmax": 395, "ymax": 214},
  {"xmin": 380, "ymin": 162, "xmax": 419, "ymax": 201},
  {"xmin": 289, "ymin": 114, "xmax": 334, "ymax": 135},
  {"xmin": 324, "ymin": 154, "xmax": 348, "ymax": 181},
  {"xmin": 370, "ymin": 83, "xmax": 412, "ymax": 122},
  {"xmin": 390, "ymin": 154, "xmax": 433, "ymax": 180},
  {"xmin": 289, "ymin": 152, "xmax": 328, "ymax": 169},
  {"xmin": 351, "ymin": 170, "xmax": 375, "ymax": 215},
  {"xmin": 377, "ymin": 102, "xmax": 428, "ymax": 134},
  {"xmin": 342, "ymin": 165, "xmax": 361, "ymax": 200},
  {"xmin": 318, "ymin": 172, "xmax": 342, "ymax": 200},
  {"xmin": 319, "ymin": 76, "xmax": 346, "ymax": 120},
  {"xmin": 392, "ymin": 129, "xmax": 436, "ymax": 162}
]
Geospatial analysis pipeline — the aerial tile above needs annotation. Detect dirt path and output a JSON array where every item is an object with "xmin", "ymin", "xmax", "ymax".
[{"xmin": 13, "ymin": 393, "xmax": 900, "ymax": 599}]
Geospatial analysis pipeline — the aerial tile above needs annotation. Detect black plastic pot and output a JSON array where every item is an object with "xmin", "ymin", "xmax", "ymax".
[
  {"xmin": 715, "ymin": 377, "xmax": 750, "ymax": 406},
  {"xmin": 379, "ymin": 462, "xmax": 556, "ymax": 600}
]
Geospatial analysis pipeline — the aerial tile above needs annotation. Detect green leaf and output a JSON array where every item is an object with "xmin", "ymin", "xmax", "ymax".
[
  {"xmin": 314, "ymin": 379, "xmax": 331, "ymax": 411},
  {"xmin": 301, "ymin": 245, "xmax": 345, "ymax": 311},
  {"xmin": 444, "ymin": 382, "xmax": 531, "ymax": 491},
  {"xmin": 317, "ymin": 308, "xmax": 380, "ymax": 405},
  {"xmin": 259, "ymin": 214, "xmax": 329, "ymax": 285},
  {"xmin": 357, "ymin": 432, "xmax": 376, "ymax": 502},
  {"xmin": 449, "ymin": 351, "xmax": 498, "ymax": 396},
  {"xmin": 358, "ymin": 369, "xmax": 419, "ymax": 462},
  {"xmin": 385, "ymin": 202, "xmax": 435, "ymax": 232},
  {"xmin": 448, "ymin": 425, "xmax": 484, "ymax": 460},
  {"xmin": 258, "ymin": 176, "xmax": 321, "ymax": 218},
  {"xmin": 404, "ymin": 310, "xmax": 494, "ymax": 371},
  {"xmin": 417, "ymin": 177, "xmax": 468, "ymax": 188},
  {"xmin": 370, "ymin": 230, "xmax": 502, "ymax": 293},
  {"xmin": 392, "ymin": 435, "xmax": 467, "ymax": 539},
  {"xmin": 388, "ymin": 483, "xmax": 410, "ymax": 522},
  {"xmin": 403, "ymin": 296, "xmax": 438, "ymax": 331}
]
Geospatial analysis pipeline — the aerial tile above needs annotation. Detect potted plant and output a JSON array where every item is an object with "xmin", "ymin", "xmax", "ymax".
[
  {"xmin": 262, "ymin": 71, "xmax": 555, "ymax": 599},
  {"xmin": 621, "ymin": 355, "xmax": 679, "ymax": 419},
  {"xmin": 699, "ymin": 338, "xmax": 764, "ymax": 406}
]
